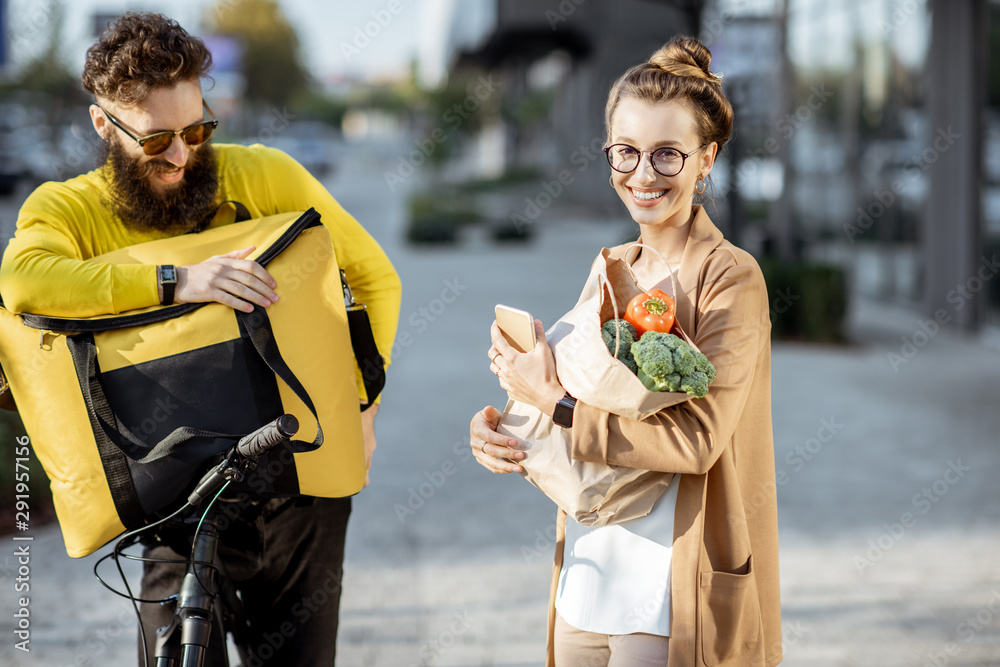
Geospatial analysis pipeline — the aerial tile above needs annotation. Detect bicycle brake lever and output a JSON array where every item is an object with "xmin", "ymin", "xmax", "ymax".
[{"xmin": 187, "ymin": 458, "xmax": 239, "ymax": 507}]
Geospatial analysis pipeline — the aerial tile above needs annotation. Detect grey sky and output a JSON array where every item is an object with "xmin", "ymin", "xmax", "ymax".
[{"xmin": 5, "ymin": 0, "xmax": 423, "ymax": 83}]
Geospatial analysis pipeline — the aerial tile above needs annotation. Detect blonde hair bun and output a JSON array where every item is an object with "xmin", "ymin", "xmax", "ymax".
[
  {"xmin": 604, "ymin": 36, "xmax": 734, "ymax": 150},
  {"xmin": 649, "ymin": 38, "xmax": 723, "ymax": 86}
]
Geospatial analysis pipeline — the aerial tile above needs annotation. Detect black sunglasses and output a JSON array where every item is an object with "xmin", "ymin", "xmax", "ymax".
[{"xmin": 98, "ymin": 100, "xmax": 219, "ymax": 156}]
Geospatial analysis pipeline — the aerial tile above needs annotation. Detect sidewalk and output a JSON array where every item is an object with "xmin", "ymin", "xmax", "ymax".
[
  {"xmin": 331, "ymin": 218, "xmax": 1000, "ymax": 667},
  {"xmin": 1, "ymin": 157, "xmax": 998, "ymax": 666}
]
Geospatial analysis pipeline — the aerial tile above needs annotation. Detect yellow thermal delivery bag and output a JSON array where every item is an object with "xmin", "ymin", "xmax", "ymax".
[{"xmin": 0, "ymin": 209, "xmax": 369, "ymax": 557}]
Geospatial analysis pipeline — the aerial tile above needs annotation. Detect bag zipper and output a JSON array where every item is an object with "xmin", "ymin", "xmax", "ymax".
[{"xmin": 20, "ymin": 209, "xmax": 322, "ymax": 333}]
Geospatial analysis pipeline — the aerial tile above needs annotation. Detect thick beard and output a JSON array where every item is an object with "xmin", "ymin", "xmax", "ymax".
[{"xmin": 99, "ymin": 135, "xmax": 220, "ymax": 233}]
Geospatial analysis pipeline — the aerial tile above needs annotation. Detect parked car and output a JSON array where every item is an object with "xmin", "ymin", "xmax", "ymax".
[{"xmin": 267, "ymin": 120, "xmax": 338, "ymax": 179}]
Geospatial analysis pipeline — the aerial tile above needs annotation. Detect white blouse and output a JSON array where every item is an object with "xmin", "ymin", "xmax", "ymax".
[{"xmin": 555, "ymin": 475, "xmax": 679, "ymax": 636}]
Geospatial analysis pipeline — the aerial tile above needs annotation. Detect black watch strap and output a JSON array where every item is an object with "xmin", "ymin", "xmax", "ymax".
[
  {"xmin": 158, "ymin": 264, "xmax": 177, "ymax": 306},
  {"xmin": 553, "ymin": 392, "xmax": 577, "ymax": 428}
]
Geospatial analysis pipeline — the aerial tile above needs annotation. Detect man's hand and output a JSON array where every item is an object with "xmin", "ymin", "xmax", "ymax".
[
  {"xmin": 361, "ymin": 403, "xmax": 378, "ymax": 487},
  {"xmin": 174, "ymin": 246, "xmax": 279, "ymax": 312}
]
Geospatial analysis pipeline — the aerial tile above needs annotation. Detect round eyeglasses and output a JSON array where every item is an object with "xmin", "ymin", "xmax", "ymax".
[
  {"xmin": 97, "ymin": 101, "xmax": 219, "ymax": 157},
  {"xmin": 604, "ymin": 143, "xmax": 707, "ymax": 178}
]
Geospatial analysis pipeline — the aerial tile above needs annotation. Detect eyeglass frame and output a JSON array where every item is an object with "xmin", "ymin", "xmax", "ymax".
[
  {"xmin": 603, "ymin": 142, "xmax": 708, "ymax": 178},
  {"xmin": 96, "ymin": 100, "xmax": 219, "ymax": 156}
]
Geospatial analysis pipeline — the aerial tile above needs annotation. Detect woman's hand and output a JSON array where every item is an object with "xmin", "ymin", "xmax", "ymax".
[
  {"xmin": 488, "ymin": 320, "xmax": 565, "ymax": 416},
  {"xmin": 174, "ymin": 246, "xmax": 280, "ymax": 313},
  {"xmin": 470, "ymin": 406, "xmax": 524, "ymax": 474}
]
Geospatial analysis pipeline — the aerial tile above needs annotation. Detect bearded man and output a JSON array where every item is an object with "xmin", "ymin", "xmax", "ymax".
[{"xmin": 0, "ymin": 12, "xmax": 401, "ymax": 665}]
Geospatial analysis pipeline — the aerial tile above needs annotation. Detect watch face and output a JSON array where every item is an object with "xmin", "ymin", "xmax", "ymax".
[
  {"xmin": 160, "ymin": 265, "xmax": 177, "ymax": 283},
  {"xmin": 553, "ymin": 395, "xmax": 575, "ymax": 428}
]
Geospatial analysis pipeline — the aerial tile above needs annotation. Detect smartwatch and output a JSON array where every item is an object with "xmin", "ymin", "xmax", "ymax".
[
  {"xmin": 552, "ymin": 392, "xmax": 577, "ymax": 428},
  {"xmin": 158, "ymin": 264, "xmax": 177, "ymax": 305}
]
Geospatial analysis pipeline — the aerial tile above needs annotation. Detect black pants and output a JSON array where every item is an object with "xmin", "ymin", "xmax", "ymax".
[{"xmin": 138, "ymin": 495, "xmax": 351, "ymax": 666}]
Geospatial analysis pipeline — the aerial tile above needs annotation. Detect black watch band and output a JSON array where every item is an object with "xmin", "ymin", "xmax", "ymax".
[
  {"xmin": 553, "ymin": 392, "xmax": 577, "ymax": 428},
  {"xmin": 158, "ymin": 264, "xmax": 177, "ymax": 306}
]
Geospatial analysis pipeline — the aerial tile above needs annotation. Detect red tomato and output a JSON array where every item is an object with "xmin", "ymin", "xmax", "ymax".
[{"xmin": 625, "ymin": 289, "xmax": 676, "ymax": 337}]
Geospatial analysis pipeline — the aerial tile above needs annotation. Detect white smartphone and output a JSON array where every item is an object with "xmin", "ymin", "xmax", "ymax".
[{"xmin": 495, "ymin": 304, "xmax": 536, "ymax": 353}]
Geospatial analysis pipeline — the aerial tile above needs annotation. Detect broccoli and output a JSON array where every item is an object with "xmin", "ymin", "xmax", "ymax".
[
  {"xmin": 693, "ymin": 349, "xmax": 716, "ymax": 383},
  {"xmin": 601, "ymin": 318, "xmax": 638, "ymax": 373},
  {"xmin": 630, "ymin": 331, "xmax": 716, "ymax": 398},
  {"xmin": 672, "ymin": 344, "xmax": 696, "ymax": 376},
  {"xmin": 679, "ymin": 371, "xmax": 710, "ymax": 398}
]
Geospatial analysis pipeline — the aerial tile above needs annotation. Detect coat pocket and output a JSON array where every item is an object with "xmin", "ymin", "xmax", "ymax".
[{"xmin": 699, "ymin": 555, "xmax": 762, "ymax": 666}]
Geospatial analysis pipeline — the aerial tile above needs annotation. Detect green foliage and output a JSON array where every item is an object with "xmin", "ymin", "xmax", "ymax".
[
  {"xmin": 405, "ymin": 193, "xmax": 481, "ymax": 245},
  {"xmin": 423, "ymin": 73, "xmax": 499, "ymax": 136},
  {"xmin": 490, "ymin": 219, "xmax": 535, "ymax": 244},
  {"xmin": 508, "ymin": 88, "xmax": 554, "ymax": 126},
  {"xmin": 355, "ymin": 85, "xmax": 415, "ymax": 115},
  {"xmin": 454, "ymin": 168, "xmax": 544, "ymax": 193},
  {"xmin": 759, "ymin": 257, "xmax": 847, "ymax": 343},
  {"xmin": 10, "ymin": 1, "xmax": 86, "ymax": 141},
  {"xmin": 294, "ymin": 91, "xmax": 349, "ymax": 129},
  {"xmin": 206, "ymin": 0, "xmax": 310, "ymax": 108}
]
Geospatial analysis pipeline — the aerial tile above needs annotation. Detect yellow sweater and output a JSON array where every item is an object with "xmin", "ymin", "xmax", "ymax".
[{"xmin": 0, "ymin": 143, "xmax": 401, "ymax": 372}]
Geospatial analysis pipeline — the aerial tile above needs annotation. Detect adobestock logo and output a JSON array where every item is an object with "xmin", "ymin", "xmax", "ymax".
[
  {"xmin": 887, "ymin": 254, "xmax": 1000, "ymax": 373},
  {"xmin": 844, "ymin": 126, "xmax": 960, "ymax": 244},
  {"xmin": 853, "ymin": 459, "xmax": 971, "ymax": 576}
]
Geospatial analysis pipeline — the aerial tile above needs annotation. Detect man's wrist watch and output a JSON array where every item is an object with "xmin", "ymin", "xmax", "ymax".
[
  {"xmin": 157, "ymin": 265, "xmax": 177, "ymax": 305},
  {"xmin": 553, "ymin": 392, "xmax": 577, "ymax": 428}
]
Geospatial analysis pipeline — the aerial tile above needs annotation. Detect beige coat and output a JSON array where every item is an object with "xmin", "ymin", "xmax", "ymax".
[{"xmin": 546, "ymin": 206, "xmax": 782, "ymax": 666}]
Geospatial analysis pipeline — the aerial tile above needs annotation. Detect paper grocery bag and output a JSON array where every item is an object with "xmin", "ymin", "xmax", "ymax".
[
  {"xmin": 498, "ymin": 397, "xmax": 675, "ymax": 526},
  {"xmin": 498, "ymin": 244, "xmax": 699, "ymax": 526}
]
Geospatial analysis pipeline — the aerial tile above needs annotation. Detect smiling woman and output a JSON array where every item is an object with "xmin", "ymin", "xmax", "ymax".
[{"xmin": 470, "ymin": 36, "xmax": 782, "ymax": 667}]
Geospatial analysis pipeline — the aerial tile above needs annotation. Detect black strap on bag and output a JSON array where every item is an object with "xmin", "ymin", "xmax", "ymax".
[
  {"xmin": 64, "ymin": 305, "xmax": 324, "ymax": 530},
  {"xmin": 8, "ymin": 206, "xmax": 387, "ymax": 531},
  {"xmin": 20, "ymin": 209, "xmax": 323, "ymax": 334},
  {"xmin": 20, "ymin": 208, "xmax": 387, "ymax": 407},
  {"xmin": 341, "ymin": 269, "xmax": 385, "ymax": 412},
  {"xmin": 65, "ymin": 305, "xmax": 324, "ymax": 465}
]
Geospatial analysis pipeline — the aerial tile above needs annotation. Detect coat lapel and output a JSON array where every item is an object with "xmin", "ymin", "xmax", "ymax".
[
  {"xmin": 674, "ymin": 205, "xmax": 725, "ymax": 337},
  {"xmin": 609, "ymin": 206, "xmax": 725, "ymax": 337}
]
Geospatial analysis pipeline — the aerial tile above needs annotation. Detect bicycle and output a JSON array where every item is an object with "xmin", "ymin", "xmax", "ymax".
[{"xmin": 95, "ymin": 413, "xmax": 300, "ymax": 667}]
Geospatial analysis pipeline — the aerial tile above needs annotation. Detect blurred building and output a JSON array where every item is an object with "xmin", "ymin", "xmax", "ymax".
[
  {"xmin": 427, "ymin": 0, "xmax": 703, "ymax": 210},
  {"xmin": 426, "ymin": 0, "xmax": 997, "ymax": 334}
]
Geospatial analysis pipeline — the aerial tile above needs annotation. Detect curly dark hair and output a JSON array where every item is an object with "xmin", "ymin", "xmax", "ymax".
[{"xmin": 82, "ymin": 12, "xmax": 213, "ymax": 107}]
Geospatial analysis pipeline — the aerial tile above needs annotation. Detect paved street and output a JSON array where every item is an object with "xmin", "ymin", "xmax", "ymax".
[{"xmin": 1, "ymin": 139, "xmax": 999, "ymax": 666}]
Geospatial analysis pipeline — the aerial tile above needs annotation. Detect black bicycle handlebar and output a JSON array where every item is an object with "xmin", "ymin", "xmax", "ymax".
[
  {"xmin": 186, "ymin": 414, "xmax": 299, "ymax": 507},
  {"xmin": 236, "ymin": 413, "xmax": 299, "ymax": 458}
]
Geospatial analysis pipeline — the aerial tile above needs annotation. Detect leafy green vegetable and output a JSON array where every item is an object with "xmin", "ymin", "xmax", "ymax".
[
  {"xmin": 601, "ymin": 318, "xmax": 638, "ymax": 374},
  {"xmin": 630, "ymin": 331, "xmax": 716, "ymax": 398}
]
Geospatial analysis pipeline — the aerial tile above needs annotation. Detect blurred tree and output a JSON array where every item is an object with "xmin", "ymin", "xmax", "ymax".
[
  {"xmin": 296, "ymin": 91, "xmax": 350, "ymax": 128},
  {"xmin": 11, "ymin": 2, "xmax": 86, "ymax": 152},
  {"xmin": 205, "ymin": 0, "xmax": 309, "ymax": 109}
]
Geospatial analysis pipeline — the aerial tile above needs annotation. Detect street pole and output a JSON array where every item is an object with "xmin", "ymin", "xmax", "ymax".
[
  {"xmin": 925, "ymin": 0, "xmax": 987, "ymax": 331},
  {"xmin": 770, "ymin": 0, "xmax": 795, "ymax": 261}
]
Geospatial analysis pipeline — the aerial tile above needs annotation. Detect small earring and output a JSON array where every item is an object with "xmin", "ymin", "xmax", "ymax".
[
  {"xmin": 696, "ymin": 176, "xmax": 706, "ymax": 195},
  {"xmin": 609, "ymin": 175, "xmax": 615, "ymax": 187}
]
